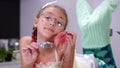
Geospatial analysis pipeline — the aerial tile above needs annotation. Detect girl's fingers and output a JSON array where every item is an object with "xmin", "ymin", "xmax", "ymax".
[
  {"xmin": 67, "ymin": 32, "xmax": 76, "ymax": 46},
  {"xmin": 31, "ymin": 42, "xmax": 39, "ymax": 49},
  {"xmin": 62, "ymin": 31, "xmax": 76, "ymax": 56},
  {"xmin": 66, "ymin": 30, "xmax": 77, "ymax": 43},
  {"xmin": 21, "ymin": 43, "xmax": 39, "ymax": 63},
  {"xmin": 21, "ymin": 43, "xmax": 39, "ymax": 56}
]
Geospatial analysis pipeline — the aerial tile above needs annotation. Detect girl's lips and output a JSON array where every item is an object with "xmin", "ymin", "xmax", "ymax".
[{"xmin": 44, "ymin": 27, "xmax": 54, "ymax": 32}]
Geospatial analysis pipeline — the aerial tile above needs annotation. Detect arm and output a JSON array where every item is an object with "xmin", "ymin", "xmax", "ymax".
[
  {"xmin": 54, "ymin": 31, "xmax": 76, "ymax": 68},
  {"xmin": 19, "ymin": 36, "xmax": 39, "ymax": 68},
  {"xmin": 61, "ymin": 31, "xmax": 76, "ymax": 68},
  {"xmin": 62, "ymin": 47, "xmax": 75, "ymax": 68},
  {"xmin": 19, "ymin": 36, "xmax": 32, "ymax": 48},
  {"xmin": 19, "ymin": 36, "xmax": 32, "ymax": 68}
]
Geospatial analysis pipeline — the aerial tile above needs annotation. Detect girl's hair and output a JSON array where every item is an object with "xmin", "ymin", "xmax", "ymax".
[{"xmin": 32, "ymin": 3, "xmax": 68, "ymax": 42}]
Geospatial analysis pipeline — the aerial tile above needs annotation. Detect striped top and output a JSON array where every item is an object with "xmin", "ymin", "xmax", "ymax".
[{"xmin": 76, "ymin": 0, "xmax": 120, "ymax": 48}]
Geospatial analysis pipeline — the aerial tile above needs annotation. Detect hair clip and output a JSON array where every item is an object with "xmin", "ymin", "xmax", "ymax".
[{"xmin": 42, "ymin": 0, "xmax": 57, "ymax": 9}]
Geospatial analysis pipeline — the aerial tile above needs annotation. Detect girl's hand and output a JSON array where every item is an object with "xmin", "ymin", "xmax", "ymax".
[
  {"xmin": 54, "ymin": 31, "xmax": 67, "ymax": 60},
  {"xmin": 54, "ymin": 31, "xmax": 76, "ymax": 61},
  {"xmin": 61, "ymin": 31, "xmax": 76, "ymax": 68},
  {"xmin": 20, "ymin": 42, "xmax": 39, "ymax": 68},
  {"xmin": 63, "ymin": 31, "xmax": 76, "ymax": 61}
]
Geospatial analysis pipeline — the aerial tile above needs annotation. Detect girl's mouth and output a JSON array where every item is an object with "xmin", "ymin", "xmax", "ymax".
[{"xmin": 44, "ymin": 27, "xmax": 54, "ymax": 32}]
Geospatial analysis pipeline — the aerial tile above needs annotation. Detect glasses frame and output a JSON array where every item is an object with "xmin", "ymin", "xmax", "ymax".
[{"xmin": 40, "ymin": 13, "xmax": 66, "ymax": 29}]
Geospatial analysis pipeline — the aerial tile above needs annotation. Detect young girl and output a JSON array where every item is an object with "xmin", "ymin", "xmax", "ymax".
[
  {"xmin": 19, "ymin": 2, "xmax": 76, "ymax": 68},
  {"xmin": 76, "ymin": 0, "xmax": 120, "ymax": 68}
]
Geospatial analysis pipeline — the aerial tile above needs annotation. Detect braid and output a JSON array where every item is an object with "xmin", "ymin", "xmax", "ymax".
[{"xmin": 32, "ymin": 26, "xmax": 37, "ymax": 42}]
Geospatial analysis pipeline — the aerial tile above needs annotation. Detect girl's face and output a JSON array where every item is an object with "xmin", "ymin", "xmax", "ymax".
[{"xmin": 34, "ymin": 7, "xmax": 67, "ymax": 41}]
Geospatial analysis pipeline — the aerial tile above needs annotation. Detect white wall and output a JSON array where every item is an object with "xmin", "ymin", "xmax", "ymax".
[{"xmin": 20, "ymin": 0, "xmax": 120, "ymax": 67}]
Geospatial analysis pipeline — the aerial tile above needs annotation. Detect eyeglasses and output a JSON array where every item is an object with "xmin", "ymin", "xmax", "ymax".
[{"xmin": 41, "ymin": 13, "xmax": 66, "ymax": 29}]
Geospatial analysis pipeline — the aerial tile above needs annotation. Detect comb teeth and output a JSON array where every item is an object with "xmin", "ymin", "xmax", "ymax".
[
  {"xmin": 37, "ymin": 39, "xmax": 53, "ymax": 48},
  {"xmin": 39, "ymin": 42, "xmax": 53, "ymax": 48}
]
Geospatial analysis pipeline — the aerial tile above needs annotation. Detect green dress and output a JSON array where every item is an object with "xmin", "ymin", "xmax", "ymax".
[{"xmin": 76, "ymin": 0, "xmax": 120, "ymax": 68}]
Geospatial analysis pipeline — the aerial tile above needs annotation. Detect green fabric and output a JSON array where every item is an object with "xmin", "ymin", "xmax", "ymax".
[
  {"xmin": 96, "ymin": 58, "xmax": 110, "ymax": 68},
  {"xmin": 83, "ymin": 44, "xmax": 117, "ymax": 68},
  {"xmin": 76, "ymin": 0, "xmax": 120, "ymax": 48}
]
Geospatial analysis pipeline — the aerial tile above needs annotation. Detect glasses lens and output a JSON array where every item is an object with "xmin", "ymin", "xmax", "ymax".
[{"xmin": 42, "ymin": 13, "xmax": 65, "ymax": 28}]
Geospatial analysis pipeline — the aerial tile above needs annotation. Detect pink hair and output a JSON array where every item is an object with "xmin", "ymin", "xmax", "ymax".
[{"xmin": 54, "ymin": 32, "xmax": 67, "ymax": 47}]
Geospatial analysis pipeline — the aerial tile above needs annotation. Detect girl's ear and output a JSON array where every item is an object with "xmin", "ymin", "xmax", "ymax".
[{"xmin": 33, "ymin": 17, "xmax": 38, "ymax": 27}]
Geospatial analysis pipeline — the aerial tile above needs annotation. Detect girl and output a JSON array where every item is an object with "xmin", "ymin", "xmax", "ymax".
[{"xmin": 20, "ymin": 2, "xmax": 76, "ymax": 68}]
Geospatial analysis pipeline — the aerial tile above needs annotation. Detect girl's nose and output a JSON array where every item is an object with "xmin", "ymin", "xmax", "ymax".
[{"xmin": 49, "ymin": 18, "xmax": 56, "ymax": 26}]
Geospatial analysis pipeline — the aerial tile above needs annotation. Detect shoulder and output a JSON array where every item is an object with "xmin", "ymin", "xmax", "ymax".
[
  {"xmin": 19, "ymin": 36, "xmax": 32, "ymax": 48},
  {"xmin": 20, "ymin": 36, "xmax": 32, "ymax": 42}
]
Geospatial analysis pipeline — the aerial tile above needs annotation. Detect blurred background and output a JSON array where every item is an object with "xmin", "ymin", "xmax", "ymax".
[{"xmin": 0, "ymin": 0, "xmax": 120, "ymax": 68}]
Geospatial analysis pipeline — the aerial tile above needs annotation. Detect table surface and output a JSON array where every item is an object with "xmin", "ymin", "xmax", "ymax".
[{"xmin": 0, "ymin": 61, "xmax": 21, "ymax": 68}]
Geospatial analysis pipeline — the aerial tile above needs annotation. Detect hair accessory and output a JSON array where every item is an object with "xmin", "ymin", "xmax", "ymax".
[
  {"xmin": 42, "ymin": 0, "xmax": 57, "ymax": 9},
  {"xmin": 37, "ymin": 39, "xmax": 53, "ymax": 48}
]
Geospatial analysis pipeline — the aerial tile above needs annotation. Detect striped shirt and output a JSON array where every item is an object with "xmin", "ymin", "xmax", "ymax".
[{"xmin": 76, "ymin": 0, "xmax": 120, "ymax": 48}]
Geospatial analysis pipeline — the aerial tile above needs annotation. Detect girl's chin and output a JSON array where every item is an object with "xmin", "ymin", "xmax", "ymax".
[{"xmin": 43, "ymin": 34, "xmax": 54, "ymax": 40}]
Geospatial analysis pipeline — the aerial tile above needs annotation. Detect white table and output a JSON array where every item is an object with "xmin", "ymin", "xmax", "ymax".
[{"xmin": 0, "ymin": 61, "xmax": 21, "ymax": 68}]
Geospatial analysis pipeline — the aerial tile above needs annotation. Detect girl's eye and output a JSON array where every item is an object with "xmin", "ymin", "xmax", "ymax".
[
  {"xmin": 57, "ymin": 22, "xmax": 63, "ymax": 27},
  {"xmin": 45, "ymin": 16, "xmax": 51, "ymax": 21}
]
